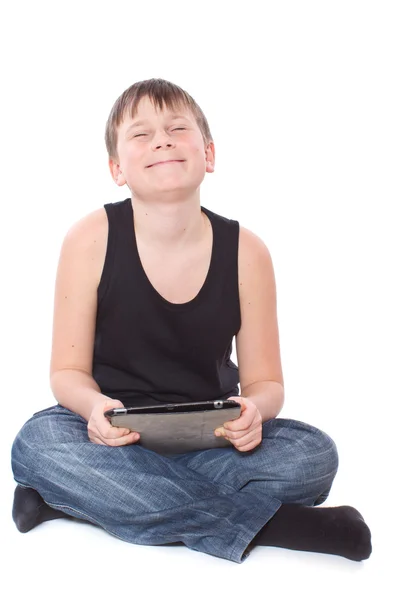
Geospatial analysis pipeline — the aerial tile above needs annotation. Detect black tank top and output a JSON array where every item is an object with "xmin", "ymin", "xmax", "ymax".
[{"xmin": 92, "ymin": 198, "xmax": 241, "ymax": 406}]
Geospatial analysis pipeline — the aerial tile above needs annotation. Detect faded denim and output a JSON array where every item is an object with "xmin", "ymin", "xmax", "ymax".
[{"xmin": 11, "ymin": 405, "xmax": 339, "ymax": 563}]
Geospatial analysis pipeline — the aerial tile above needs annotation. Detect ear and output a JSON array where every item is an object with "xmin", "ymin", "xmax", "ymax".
[
  {"xmin": 205, "ymin": 141, "xmax": 215, "ymax": 173},
  {"xmin": 108, "ymin": 157, "xmax": 127, "ymax": 187}
]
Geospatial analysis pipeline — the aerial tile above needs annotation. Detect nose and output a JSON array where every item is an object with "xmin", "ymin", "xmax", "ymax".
[{"xmin": 151, "ymin": 131, "xmax": 175, "ymax": 151}]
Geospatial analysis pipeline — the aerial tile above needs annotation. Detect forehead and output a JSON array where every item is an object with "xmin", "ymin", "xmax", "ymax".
[{"xmin": 121, "ymin": 95, "xmax": 194, "ymax": 129}]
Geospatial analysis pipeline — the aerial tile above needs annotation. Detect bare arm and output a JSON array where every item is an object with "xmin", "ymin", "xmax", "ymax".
[
  {"xmin": 48, "ymin": 210, "xmax": 138, "ymax": 446},
  {"xmin": 50, "ymin": 368, "xmax": 110, "ymax": 422},
  {"xmin": 48, "ymin": 210, "xmax": 107, "ymax": 420},
  {"xmin": 241, "ymin": 380, "xmax": 284, "ymax": 422},
  {"xmin": 236, "ymin": 226, "xmax": 285, "ymax": 422}
]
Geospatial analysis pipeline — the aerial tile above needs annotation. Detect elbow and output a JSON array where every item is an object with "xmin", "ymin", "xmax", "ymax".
[
  {"xmin": 273, "ymin": 385, "xmax": 285, "ymax": 418},
  {"xmin": 275, "ymin": 396, "xmax": 285, "ymax": 418}
]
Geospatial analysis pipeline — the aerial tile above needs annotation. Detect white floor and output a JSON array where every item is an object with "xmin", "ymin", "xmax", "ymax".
[
  {"xmin": 2, "ymin": 490, "xmax": 391, "ymax": 600},
  {"xmin": 2, "ymin": 1, "xmax": 399, "ymax": 596},
  {"xmin": 2, "ymin": 400, "xmax": 395, "ymax": 600}
]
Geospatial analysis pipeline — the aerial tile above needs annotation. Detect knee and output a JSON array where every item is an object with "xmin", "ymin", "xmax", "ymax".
[
  {"xmin": 274, "ymin": 418, "xmax": 339, "ymax": 482},
  {"xmin": 307, "ymin": 425, "xmax": 339, "ymax": 479},
  {"xmin": 11, "ymin": 409, "xmax": 62, "ymax": 481},
  {"xmin": 11, "ymin": 418, "xmax": 42, "ymax": 481},
  {"xmin": 12, "ymin": 413, "xmax": 48, "ymax": 457},
  {"xmin": 12, "ymin": 427, "xmax": 32, "ymax": 483},
  {"xmin": 294, "ymin": 421, "xmax": 339, "ymax": 483}
]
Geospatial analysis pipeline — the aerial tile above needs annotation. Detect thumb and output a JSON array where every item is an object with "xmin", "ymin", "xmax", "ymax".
[
  {"xmin": 104, "ymin": 398, "xmax": 125, "ymax": 410},
  {"xmin": 228, "ymin": 396, "xmax": 247, "ymax": 412}
]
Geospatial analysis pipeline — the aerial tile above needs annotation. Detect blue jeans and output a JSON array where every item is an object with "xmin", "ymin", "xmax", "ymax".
[{"xmin": 11, "ymin": 405, "xmax": 339, "ymax": 563}]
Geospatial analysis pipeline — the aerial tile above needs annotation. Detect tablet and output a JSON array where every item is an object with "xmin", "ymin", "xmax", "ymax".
[{"xmin": 104, "ymin": 399, "xmax": 241, "ymax": 455}]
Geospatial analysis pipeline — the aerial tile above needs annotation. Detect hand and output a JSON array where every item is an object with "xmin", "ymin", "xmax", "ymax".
[
  {"xmin": 88, "ymin": 399, "xmax": 141, "ymax": 446},
  {"xmin": 214, "ymin": 396, "xmax": 262, "ymax": 452}
]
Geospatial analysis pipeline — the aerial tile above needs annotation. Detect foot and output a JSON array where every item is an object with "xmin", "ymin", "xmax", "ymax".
[
  {"xmin": 12, "ymin": 485, "xmax": 70, "ymax": 533},
  {"xmin": 253, "ymin": 504, "xmax": 372, "ymax": 561}
]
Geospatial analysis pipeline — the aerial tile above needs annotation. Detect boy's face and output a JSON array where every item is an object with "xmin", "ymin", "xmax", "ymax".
[{"xmin": 109, "ymin": 95, "xmax": 215, "ymax": 197}]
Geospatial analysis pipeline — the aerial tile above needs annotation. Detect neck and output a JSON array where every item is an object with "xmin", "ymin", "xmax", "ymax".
[{"xmin": 131, "ymin": 196, "xmax": 207, "ymax": 252}]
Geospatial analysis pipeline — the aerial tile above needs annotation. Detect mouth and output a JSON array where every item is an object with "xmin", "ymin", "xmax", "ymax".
[{"xmin": 147, "ymin": 160, "xmax": 185, "ymax": 168}]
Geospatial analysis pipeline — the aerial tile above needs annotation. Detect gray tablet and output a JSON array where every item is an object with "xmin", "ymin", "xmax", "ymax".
[{"xmin": 104, "ymin": 399, "xmax": 241, "ymax": 455}]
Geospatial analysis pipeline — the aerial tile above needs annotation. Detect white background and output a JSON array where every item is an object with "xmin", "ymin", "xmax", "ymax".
[{"xmin": 1, "ymin": 0, "xmax": 398, "ymax": 597}]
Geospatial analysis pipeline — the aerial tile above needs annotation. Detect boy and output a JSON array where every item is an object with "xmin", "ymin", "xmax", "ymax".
[{"xmin": 11, "ymin": 78, "xmax": 371, "ymax": 563}]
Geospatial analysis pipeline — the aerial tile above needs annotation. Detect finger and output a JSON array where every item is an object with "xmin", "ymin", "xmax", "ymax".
[
  {"xmin": 215, "ymin": 427, "xmax": 237, "ymax": 442},
  {"xmin": 234, "ymin": 438, "xmax": 261, "ymax": 452},
  {"xmin": 229, "ymin": 428, "xmax": 261, "ymax": 446},
  {"xmin": 215, "ymin": 427, "xmax": 226, "ymax": 436},
  {"xmin": 229, "ymin": 396, "xmax": 248, "ymax": 414},
  {"xmin": 104, "ymin": 431, "xmax": 140, "ymax": 447},
  {"xmin": 224, "ymin": 428, "xmax": 249, "ymax": 441},
  {"xmin": 236, "ymin": 440, "xmax": 261, "ymax": 452},
  {"xmin": 224, "ymin": 414, "xmax": 258, "ymax": 434},
  {"xmin": 102, "ymin": 423, "xmax": 133, "ymax": 439},
  {"xmin": 89, "ymin": 434, "xmax": 106, "ymax": 445},
  {"xmin": 224, "ymin": 420, "xmax": 252, "ymax": 434},
  {"xmin": 92, "ymin": 420, "xmax": 140, "ymax": 444},
  {"xmin": 224, "ymin": 405, "xmax": 256, "ymax": 432},
  {"xmin": 224, "ymin": 409, "xmax": 255, "ymax": 430}
]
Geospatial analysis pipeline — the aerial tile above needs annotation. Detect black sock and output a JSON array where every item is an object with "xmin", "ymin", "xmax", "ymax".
[
  {"xmin": 252, "ymin": 504, "xmax": 372, "ymax": 561},
  {"xmin": 12, "ymin": 485, "xmax": 71, "ymax": 533}
]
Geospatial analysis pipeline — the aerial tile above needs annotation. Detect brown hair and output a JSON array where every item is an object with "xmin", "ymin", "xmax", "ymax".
[{"xmin": 105, "ymin": 78, "xmax": 213, "ymax": 161}]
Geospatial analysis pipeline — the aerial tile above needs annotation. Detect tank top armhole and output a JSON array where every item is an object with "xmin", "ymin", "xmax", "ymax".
[
  {"xmin": 232, "ymin": 219, "xmax": 241, "ymax": 335},
  {"xmin": 97, "ymin": 203, "xmax": 117, "ymax": 308}
]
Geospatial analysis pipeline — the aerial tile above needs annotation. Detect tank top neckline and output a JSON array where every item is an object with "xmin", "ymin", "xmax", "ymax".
[{"xmin": 126, "ymin": 200, "xmax": 217, "ymax": 311}]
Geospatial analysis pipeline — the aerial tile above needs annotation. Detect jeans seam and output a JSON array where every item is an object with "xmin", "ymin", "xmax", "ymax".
[{"xmin": 44, "ymin": 501, "xmax": 136, "ymax": 545}]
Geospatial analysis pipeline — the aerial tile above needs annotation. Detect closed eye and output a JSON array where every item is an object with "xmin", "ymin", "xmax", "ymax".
[{"xmin": 134, "ymin": 128, "xmax": 186, "ymax": 138}]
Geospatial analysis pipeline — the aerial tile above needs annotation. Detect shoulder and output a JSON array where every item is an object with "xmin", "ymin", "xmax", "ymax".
[
  {"xmin": 238, "ymin": 225, "xmax": 273, "ymax": 270},
  {"xmin": 62, "ymin": 206, "xmax": 109, "ymax": 286},
  {"xmin": 65, "ymin": 206, "xmax": 108, "ymax": 244},
  {"xmin": 207, "ymin": 208, "xmax": 272, "ymax": 263},
  {"xmin": 235, "ymin": 226, "xmax": 284, "ymax": 394},
  {"xmin": 237, "ymin": 225, "xmax": 276, "ymax": 300}
]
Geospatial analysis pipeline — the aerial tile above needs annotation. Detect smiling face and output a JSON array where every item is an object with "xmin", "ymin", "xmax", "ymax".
[{"xmin": 109, "ymin": 95, "xmax": 215, "ymax": 199}]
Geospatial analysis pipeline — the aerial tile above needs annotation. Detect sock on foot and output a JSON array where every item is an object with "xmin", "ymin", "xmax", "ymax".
[
  {"xmin": 253, "ymin": 504, "xmax": 372, "ymax": 561},
  {"xmin": 12, "ymin": 485, "xmax": 69, "ymax": 533}
]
